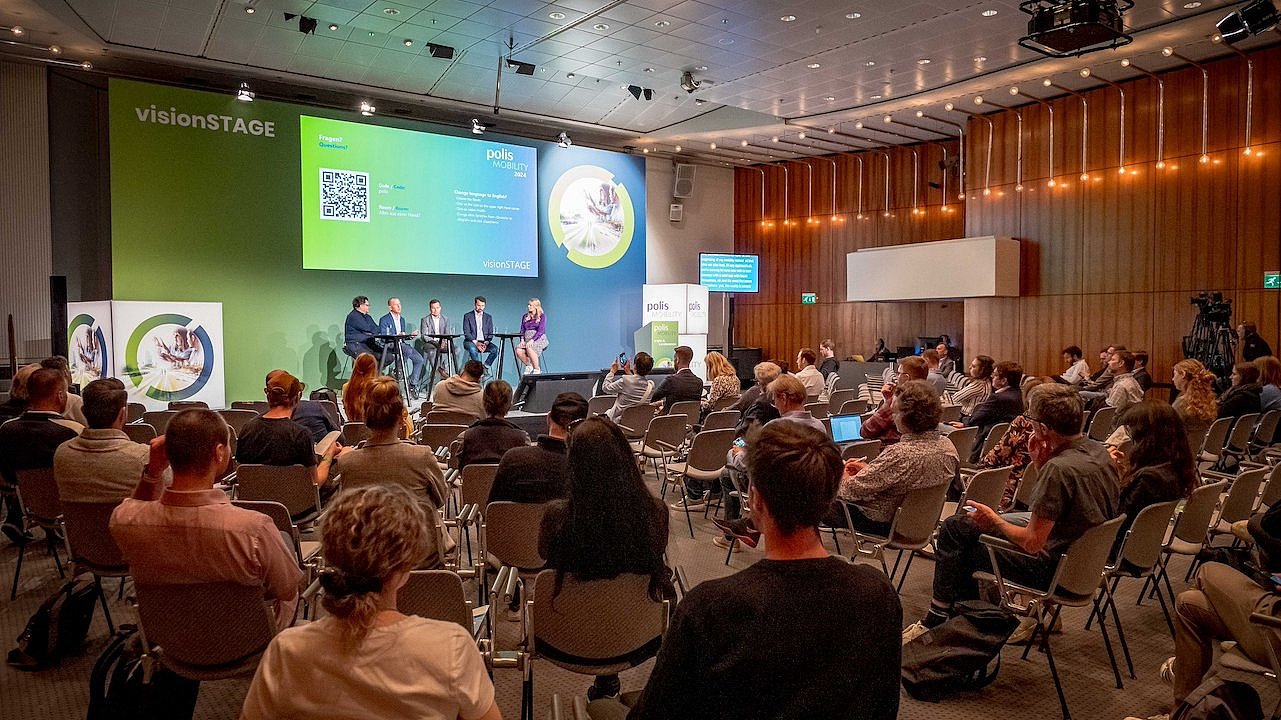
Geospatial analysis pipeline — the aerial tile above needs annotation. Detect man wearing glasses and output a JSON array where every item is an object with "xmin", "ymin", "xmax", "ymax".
[{"xmin": 902, "ymin": 384, "xmax": 1120, "ymax": 641}]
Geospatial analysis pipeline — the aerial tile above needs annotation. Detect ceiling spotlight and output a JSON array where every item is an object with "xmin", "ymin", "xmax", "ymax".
[
  {"xmin": 641, "ymin": 148, "xmax": 649, "ymax": 154},
  {"xmin": 10, "ymin": 25, "xmax": 24, "ymax": 36},
  {"xmin": 869, "ymin": 94, "xmax": 882, "ymax": 99},
  {"xmin": 426, "ymin": 43, "xmax": 454, "ymax": 59},
  {"xmin": 48, "ymin": 45, "xmax": 61, "ymax": 55},
  {"xmin": 917, "ymin": 58, "xmax": 931, "ymax": 65},
  {"xmin": 1042, "ymin": 78, "xmax": 1052, "ymax": 86},
  {"xmin": 710, "ymin": 142, "xmax": 717, "ymax": 149},
  {"xmin": 1162, "ymin": 45, "xmax": 1173, "ymax": 55},
  {"xmin": 244, "ymin": 5, "xmax": 255, "ymax": 14},
  {"xmin": 828, "ymin": 127, "xmax": 836, "ymax": 133},
  {"xmin": 549, "ymin": 11, "xmax": 566, "ymax": 19},
  {"xmin": 883, "ymin": 115, "xmax": 892, "ymax": 123},
  {"xmin": 566, "ymin": 72, "xmax": 575, "ymax": 79},
  {"xmin": 360, "ymin": 101, "xmax": 375, "ymax": 116},
  {"xmin": 403, "ymin": 38, "xmax": 414, "ymax": 46},
  {"xmin": 506, "ymin": 59, "xmax": 536, "ymax": 75},
  {"xmin": 865, "ymin": 60, "xmax": 876, "ymax": 66},
  {"xmin": 674, "ymin": 145, "xmax": 682, "ymax": 152},
  {"xmin": 593, "ymin": 23, "xmax": 610, "ymax": 30},
  {"xmin": 79, "ymin": 60, "xmax": 92, "ymax": 70},
  {"xmin": 854, "ymin": 121, "xmax": 863, "ymax": 129},
  {"xmin": 826, "ymin": 95, "xmax": 836, "ymax": 101},
  {"xmin": 643, "ymin": 67, "xmax": 654, "ymax": 72},
  {"xmin": 741, "ymin": 140, "xmax": 749, "ymax": 146},
  {"xmin": 328, "ymin": 23, "xmax": 339, "ymax": 31},
  {"xmin": 654, "ymin": 19, "xmax": 670, "ymax": 27},
  {"xmin": 1217, "ymin": 0, "xmax": 1280, "ymax": 42},
  {"xmin": 798, "ymin": 132, "xmax": 806, "ymax": 139},
  {"xmin": 680, "ymin": 71, "xmax": 701, "ymax": 93},
  {"xmin": 1009, "ymin": 86, "xmax": 1020, "ymax": 95},
  {"xmin": 771, "ymin": 136, "xmax": 779, "ymax": 142},
  {"xmin": 807, "ymin": 62, "xmax": 821, "ymax": 68},
  {"xmin": 974, "ymin": 96, "xmax": 984, "ymax": 104},
  {"xmin": 236, "ymin": 82, "xmax": 254, "ymax": 102},
  {"xmin": 945, "ymin": 102, "xmax": 955, "ymax": 111},
  {"xmin": 557, "ymin": 131, "xmax": 572, "ymax": 149},
  {"xmin": 846, "ymin": 12, "xmax": 862, "ymax": 19},
  {"xmin": 1185, "ymin": 1, "xmax": 1202, "ymax": 6},
  {"xmin": 982, "ymin": 9, "xmax": 998, "ymax": 16},
  {"xmin": 974, "ymin": 55, "xmax": 987, "ymax": 62},
  {"xmin": 780, "ymin": 15, "xmax": 797, "ymax": 21},
  {"xmin": 1080, "ymin": 67, "xmax": 1092, "ymax": 77},
  {"xmin": 471, "ymin": 118, "xmax": 484, "ymax": 135},
  {"xmin": 1120, "ymin": 57, "xmax": 1131, "ymax": 67}
]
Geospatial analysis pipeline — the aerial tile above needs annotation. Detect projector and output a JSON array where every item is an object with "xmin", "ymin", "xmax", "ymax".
[{"xmin": 1018, "ymin": 0, "xmax": 1134, "ymax": 57}]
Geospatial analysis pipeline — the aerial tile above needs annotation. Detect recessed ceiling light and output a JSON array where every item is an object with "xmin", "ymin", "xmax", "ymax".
[
  {"xmin": 917, "ymin": 58, "xmax": 931, "ymax": 65},
  {"xmin": 566, "ymin": 72, "xmax": 575, "ymax": 78},
  {"xmin": 1183, "ymin": 1, "xmax": 1201, "ymax": 7},
  {"xmin": 981, "ymin": 9, "xmax": 998, "ymax": 17},
  {"xmin": 869, "ymin": 94, "xmax": 882, "ymax": 99},
  {"xmin": 780, "ymin": 15, "xmax": 797, "ymax": 22},
  {"xmin": 328, "ymin": 23, "xmax": 339, "ymax": 31},
  {"xmin": 807, "ymin": 62, "xmax": 821, "ymax": 68},
  {"xmin": 548, "ymin": 11, "xmax": 565, "ymax": 19},
  {"xmin": 740, "ymin": 140, "xmax": 748, "ymax": 146},
  {"xmin": 643, "ymin": 67, "xmax": 654, "ymax": 72},
  {"xmin": 696, "ymin": 65, "xmax": 708, "ymax": 71},
  {"xmin": 403, "ymin": 39, "xmax": 413, "ymax": 46},
  {"xmin": 382, "ymin": 7, "xmax": 399, "ymax": 15},
  {"xmin": 244, "ymin": 6, "xmax": 255, "ymax": 14},
  {"xmin": 974, "ymin": 55, "xmax": 987, "ymax": 62},
  {"xmin": 825, "ymin": 95, "xmax": 835, "ymax": 101},
  {"xmin": 865, "ymin": 60, "xmax": 876, "ymax": 66},
  {"xmin": 654, "ymin": 20, "xmax": 670, "ymax": 27},
  {"xmin": 718, "ymin": 38, "xmax": 734, "ymax": 44},
  {"xmin": 674, "ymin": 145, "xmax": 682, "ymax": 152},
  {"xmin": 695, "ymin": 99, "xmax": 706, "ymax": 105},
  {"xmin": 593, "ymin": 23, "xmax": 610, "ymax": 30},
  {"xmin": 846, "ymin": 12, "xmax": 862, "ymax": 19},
  {"xmin": 368, "ymin": 31, "xmax": 376, "ymax": 37},
  {"xmin": 48, "ymin": 45, "xmax": 61, "ymax": 54}
]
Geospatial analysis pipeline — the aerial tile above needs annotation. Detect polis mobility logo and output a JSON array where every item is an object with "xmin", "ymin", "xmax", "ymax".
[
  {"xmin": 124, "ymin": 313, "xmax": 215, "ymax": 402},
  {"xmin": 548, "ymin": 165, "xmax": 635, "ymax": 269}
]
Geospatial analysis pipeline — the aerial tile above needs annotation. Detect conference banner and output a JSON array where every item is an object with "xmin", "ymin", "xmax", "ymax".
[
  {"xmin": 110, "ymin": 301, "xmax": 225, "ymax": 411},
  {"xmin": 66, "ymin": 301, "xmax": 114, "ymax": 389}
]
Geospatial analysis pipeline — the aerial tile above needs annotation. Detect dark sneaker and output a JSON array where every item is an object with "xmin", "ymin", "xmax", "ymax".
[{"xmin": 712, "ymin": 517, "xmax": 761, "ymax": 548}]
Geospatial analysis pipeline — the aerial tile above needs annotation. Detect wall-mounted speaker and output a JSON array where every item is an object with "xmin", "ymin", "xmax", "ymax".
[
  {"xmin": 673, "ymin": 163, "xmax": 696, "ymax": 198},
  {"xmin": 669, "ymin": 203, "xmax": 684, "ymax": 222}
]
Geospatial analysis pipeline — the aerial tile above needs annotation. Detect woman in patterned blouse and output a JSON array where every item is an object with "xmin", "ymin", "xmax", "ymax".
[{"xmin": 701, "ymin": 351, "xmax": 741, "ymax": 414}]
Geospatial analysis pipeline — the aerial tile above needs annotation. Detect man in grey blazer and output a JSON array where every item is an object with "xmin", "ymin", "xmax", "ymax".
[{"xmin": 419, "ymin": 299, "xmax": 456, "ymax": 381}]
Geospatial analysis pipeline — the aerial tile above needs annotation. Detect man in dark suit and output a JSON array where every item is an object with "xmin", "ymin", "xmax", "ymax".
[
  {"xmin": 1132, "ymin": 350, "xmax": 1152, "ymax": 393},
  {"xmin": 953, "ymin": 360, "xmax": 1024, "ymax": 464},
  {"xmin": 462, "ymin": 295, "xmax": 498, "ymax": 373},
  {"xmin": 378, "ymin": 297, "xmax": 427, "ymax": 397},
  {"xmin": 342, "ymin": 295, "xmax": 381, "ymax": 359},
  {"xmin": 0, "ymin": 368, "xmax": 82, "ymax": 543},
  {"xmin": 651, "ymin": 345, "xmax": 704, "ymax": 413},
  {"xmin": 419, "ymin": 298, "xmax": 456, "ymax": 381}
]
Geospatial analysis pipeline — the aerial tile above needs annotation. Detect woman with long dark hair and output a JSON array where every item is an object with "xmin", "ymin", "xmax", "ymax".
[
  {"xmin": 1110, "ymin": 400, "xmax": 1199, "ymax": 561},
  {"xmin": 538, "ymin": 416, "xmax": 673, "ymax": 700}
]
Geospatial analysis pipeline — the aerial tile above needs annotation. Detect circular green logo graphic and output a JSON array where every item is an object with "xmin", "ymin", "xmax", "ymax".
[
  {"xmin": 67, "ymin": 313, "xmax": 109, "ymax": 385},
  {"xmin": 124, "ymin": 313, "xmax": 215, "ymax": 402},
  {"xmin": 548, "ymin": 165, "xmax": 635, "ymax": 269}
]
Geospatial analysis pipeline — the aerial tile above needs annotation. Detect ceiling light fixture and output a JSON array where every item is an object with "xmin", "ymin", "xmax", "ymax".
[
  {"xmin": 643, "ymin": 67, "xmax": 654, "ymax": 72},
  {"xmin": 244, "ymin": 5, "xmax": 255, "ymax": 14},
  {"xmin": 360, "ymin": 101, "xmax": 375, "ymax": 116},
  {"xmin": 236, "ymin": 82, "xmax": 254, "ymax": 102},
  {"xmin": 328, "ymin": 23, "xmax": 339, "ymax": 31},
  {"xmin": 79, "ymin": 61, "xmax": 92, "ymax": 70},
  {"xmin": 1184, "ymin": 1, "xmax": 1202, "ymax": 7},
  {"xmin": 1121, "ymin": 59, "xmax": 1166, "ymax": 168},
  {"xmin": 807, "ymin": 62, "xmax": 821, "ymax": 68},
  {"xmin": 593, "ymin": 23, "xmax": 610, "ymax": 30},
  {"xmin": 982, "ymin": 9, "xmax": 998, "ymax": 16},
  {"xmin": 48, "ymin": 45, "xmax": 60, "ymax": 54},
  {"xmin": 680, "ymin": 71, "xmax": 701, "ymax": 93},
  {"xmin": 780, "ymin": 15, "xmax": 797, "ymax": 22},
  {"xmin": 10, "ymin": 25, "xmax": 23, "ymax": 36},
  {"xmin": 403, "ymin": 38, "xmax": 413, "ymax": 46},
  {"xmin": 472, "ymin": 118, "xmax": 484, "ymax": 135},
  {"xmin": 917, "ymin": 58, "xmax": 931, "ymax": 64},
  {"xmin": 654, "ymin": 20, "xmax": 670, "ymax": 27},
  {"xmin": 710, "ymin": 142, "xmax": 717, "ymax": 149},
  {"xmin": 674, "ymin": 145, "xmax": 682, "ymax": 152},
  {"xmin": 974, "ymin": 55, "xmax": 987, "ymax": 62},
  {"xmin": 846, "ymin": 12, "xmax": 862, "ymax": 19},
  {"xmin": 1217, "ymin": 0, "xmax": 1280, "ymax": 43},
  {"xmin": 865, "ymin": 60, "xmax": 876, "ymax": 66},
  {"xmin": 548, "ymin": 11, "xmax": 565, "ymax": 19},
  {"xmin": 557, "ymin": 131, "xmax": 572, "ymax": 149},
  {"xmin": 826, "ymin": 95, "xmax": 835, "ymax": 101}
]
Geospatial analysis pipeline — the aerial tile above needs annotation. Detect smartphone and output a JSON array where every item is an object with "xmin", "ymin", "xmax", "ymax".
[
  {"xmin": 618, "ymin": 352, "xmax": 628, "ymax": 364},
  {"xmin": 733, "ymin": 437, "xmax": 747, "ymax": 448}
]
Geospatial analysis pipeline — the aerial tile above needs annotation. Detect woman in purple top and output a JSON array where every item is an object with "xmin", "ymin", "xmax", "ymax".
[{"xmin": 515, "ymin": 297, "xmax": 548, "ymax": 375}]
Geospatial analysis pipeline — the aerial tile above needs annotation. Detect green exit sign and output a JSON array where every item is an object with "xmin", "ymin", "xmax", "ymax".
[
  {"xmin": 1266, "ymin": 271, "xmax": 1281, "ymax": 290},
  {"xmin": 801, "ymin": 293, "xmax": 818, "ymax": 304}
]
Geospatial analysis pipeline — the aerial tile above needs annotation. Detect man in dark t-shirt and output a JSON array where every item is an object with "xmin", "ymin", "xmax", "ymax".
[
  {"xmin": 235, "ymin": 371, "xmax": 318, "ymax": 470},
  {"xmin": 487, "ymin": 392, "xmax": 587, "ymax": 504},
  {"xmin": 628, "ymin": 422, "xmax": 901, "ymax": 720}
]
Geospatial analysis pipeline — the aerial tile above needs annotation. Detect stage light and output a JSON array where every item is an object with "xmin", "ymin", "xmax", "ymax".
[
  {"xmin": 557, "ymin": 131, "xmax": 572, "ymax": 148},
  {"xmin": 680, "ymin": 71, "xmax": 701, "ymax": 93},
  {"xmin": 10, "ymin": 25, "xmax": 23, "ymax": 36},
  {"xmin": 426, "ymin": 43, "xmax": 454, "ymax": 59},
  {"xmin": 506, "ymin": 59, "xmax": 536, "ymax": 75},
  {"xmin": 48, "ymin": 45, "xmax": 61, "ymax": 55},
  {"xmin": 360, "ymin": 101, "xmax": 375, "ymax": 116},
  {"xmin": 236, "ymin": 82, "xmax": 254, "ymax": 102},
  {"xmin": 1217, "ymin": 0, "xmax": 1280, "ymax": 43},
  {"xmin": 628, "ymin": 85, "xmax": 642, "ymax": 100},
  {"xmin": 471, "ymin": 118, "xmax": 484, "ymax": 135}
]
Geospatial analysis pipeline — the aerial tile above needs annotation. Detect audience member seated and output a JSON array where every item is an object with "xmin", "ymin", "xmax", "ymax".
[
  {"xmin": 0, "ymin": 362, "xmax": 39, "ymax": 424},
  {"xmin": 650, "ymin": 345, "xmax": 703, "ymax": 414},
  {"xmin": 55, "ymin": 378, "xmax": 169, "ymax": 504},
  {"xmin": 1132, "ymin": 350, "xmax": 1153, "ymax": 393},
  {"xmin": 950, "ymin": 355, "xmax": 995, "ymax": 421},
  {"xmin": 1218, "ymin": 360, "xmax": 1263, "ymax": 419},
  {"xmin": 1240, "ymin": 320, "xmax": 1274, "ymax": 361},
  {"xmin": 1084, "ymin": 349, "xmax": 1143, "ymax": 420},
  {"xmin": 538, "ymin": 416, "xmax": 673, "ymax": 700},
  {"xmin": 292, "ymin": 395, "xmax": 340, "ymax": 444},
  {"xmin": 953, "ymin": 360, "xmax": 1024, "ymax": 463},
  {"xmin": 240, "ymin": 484, "xmax": 501, "ymax": 720},
  {"xmin": 1107, "ymin": 401, "xmax": 1198, "ymax": 564},
  {"xmin": 709, "ymin": 375, "xmax": 825, "ymax": 548},
  {"xmin": 341, "ymin": 352, "xmax": 379, "ymax": 423},
  {"xmin": 111, "ymin": 409, "xmax": 303, "ymax": 632},
  {"xmin": 862, "ymin": 356, "xmax": 928, "ymax": 446},
  {"xmin": 1259, "ymin": 356, "xmax": 1281, "ymax": 414},
  {"xmin": 457, "ymin": 380, "xmax": 529, "ymax": 468},
  {"xmin": 1081, "ymin": 345, "xmax": 1122, "ymax": 393},
  {"xmin": 935, "ymin": 341, "xmax": 956, "ymax": 377},
  {"xmin": 829, "ymin": 380, "xmax": 959, "ymax": 536},
  {"xmin": 0, "ymin": 368, "xmax": 83, "ymax": 543},
  {"xmin": 904, "ymin": 384, "xmax": 1119, "ymax": 641},
  {"xmin": 629, "ymin": 422, "xmax": 901, "ymax": 720},
  {"xmin": 431, "ymin": 360, "xmax": 486, "ymax": 420},
  {"xmin": 818, "ymin": 339, "xmax": 840, "ymax": 378},
  {"xmin": 730, "ymin": 361, "xmax": 781, "ymax": 416},
  {"xmin": 1172, "ymin": 359, "xmax": 1219, "ymax": 451},
  {"xmin": 700, "ymin": 351, "xmax": 740, "ymax": 416},
  {"xmin": 237, "ymin": 371, "xmax": 324, "ymax": 483},
  {"xmin": 922, "ymin": 349, "xmax": 949, "ymax": 397},
  {"xmin": 793, "ymin": 347, "xmax": 824, "ymax": 398},
  {"xmin": 342, "ymin": 295, "xmax": 382, "ymax": 360},
  {"xmin": 976, "ymin": 376, "xmax": 1052, "ymax": 511},
  {"xmin": 1055, "ymin": 345, "xmax": 1091, "ymax": 386},
  {"xmin": 40, "ymin": 356, "xmax": 87, "ymax": 426},
  {"xmin": 489, "ymin": 392, "xmax": 587, "ymax": 504},
  {"xmin": 602, "ymin": 351, "xmax": 654, "ymax": 421}
]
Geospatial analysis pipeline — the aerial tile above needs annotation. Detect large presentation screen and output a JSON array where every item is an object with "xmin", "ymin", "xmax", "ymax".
[
  {"xmin": 699, "ymin": 253, "xmax": 759, "ymax": 292},
  {"xmin": 299, "ymin": 115, "xmax": 538, "ymax": 277}
]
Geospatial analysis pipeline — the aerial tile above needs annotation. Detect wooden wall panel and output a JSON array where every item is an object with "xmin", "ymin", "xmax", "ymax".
[
  {"xmin": 1080, "ymin": 167, "xmax": 1154, "ymax": 294},
  {"xmin": 1236, "ymin": 141, "xmax": 1281, "ymax": 289},
  {"xmin": 1153, "ymin": 154, "xmax": 1238, "ymax": 291},
  {"xmin": 1018, "ymin": 180, "xmax": 1083, "ymax": 296},
  {"xmin": 1017, "ymin": 295, "xmax": 1084, "ymax": 377},
  {"xmin": 964, "ymin": 298, "xmax": 1021, "ymax": 365}
]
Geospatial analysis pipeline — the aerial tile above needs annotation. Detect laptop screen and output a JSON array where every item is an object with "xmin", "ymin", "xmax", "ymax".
[{"xmin": 829, "ymin": 413, "xmax": 863, "ymax": 443}]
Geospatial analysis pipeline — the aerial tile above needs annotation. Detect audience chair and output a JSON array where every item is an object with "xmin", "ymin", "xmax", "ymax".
[
  {"xmin": 841, "ymin": 439, "xmax": 881, "ymax": 462},
  {"xmin": 134, "ymin": 581, "xmax": 277, "ymax": 680},
  {"xmin": 838, "ymin": 398, "xmax": 869, "ymax": 415},
  {"xmin": 632, "ymin": 414, "xmax": 688, "ymax": 484},
  {"xmin": 341, "ymin": 421, "xmax": 371, "ymax": 446},
  {"xmin": 942, "ymin": 466, "xmax": 1011, "ymax": 518},
  {"xmin": 61, "ymin": 500, "xmax": 130, "ymax": 633},
  {"xmin": 945, "ymin": 427, "xmax": 980, "ymax": 468},
  {"xmin": 230, "ymin": 400, "xmax": 268, "ymax": 414},
  {"xmin": 141, "ymin": 410, "xmax": 179, "ymax": 436},
  {"xmin": 710, "ymin": 395, "xmax": 739, "ymax": 412},
  {"xmin": 418, "ymin": 400, "xmax": 434, "ymax": 416},
  {"xmin": 1197, "ymin": 417, "xmax": 1234, "ymax": 470},
  {"xmin": 123, "ymin": 423, "xmax": 157, "ymax": 445},
  {"xmin": 233, "ymin": 464, "xmax": 322, "ymax": 526},
  {"xmin": 399, "ymin": 569, "xmax": 480, "ymax": 636},
  {"xmin": 664, "ymin": 428, "xmax": 735, "ymax": 538},
  {"xmin": 864, "ymin": 374, "xmax": 886, "ymax": 399},
  {"xmin": 167, "ymin": 400, "xmax": 209, "ymax": 411},
  {"xmin": 828, "ymin": 388, "xmax": 856, "ymax": 414},
  {"xmin": 126, "ymin": 402, "xmax": 146, "ymax": 423},
  {"xmin": 11, "ymin": 468, "xmax": 66, "ymax": 600},
  {"xmin": 1199, "ymin": 466, "xmax": 1268, "ymax": 562},
  {"xmin": 1012, "ymin": 463, "xmax": 1040, "ymax": 510},
  {"xmin": 978, "ymin": 515, "xmax": 1128, "ymax": 720},
  {"xmin": 700, "ymin": 410, "xmax": 739, "ymax": 432},
  {"xmin": 484, "ymin": 502, "xmax": 551, "ymax": 643},
  {"xmin": 514, "ymin": 571, "xmax": 670, "ymax": 720},
  {"xmin": 586, "ymin": 395, "xmax": 617, "ymax": 417},
  {"xmin": 1087, "ymin": 406, "xmax": 1117, "ymax": 441},
  {"xmin": 1248, "ymin": 410, "xmax": 1280, "ymax": 459},
  {"xmin": 939, "ymin": 404, "xmax": 963, "ymax": 424},
  {"xmin": 1149, "ymin": 480, "xmax": 1229, "ymax": 601},
  {"xmin": 418, "ymin": 423, "xmax": 467, "ymax": 453},
  {"xmin": 666, "ymin": 400, "xmax": 701, "ymax": 427},
  {"xmin": 456, "ymin": 463, "xmax": 500, "ymax": 576},
  {"xmin": 803, "ymin": 401, "xmax": 829, "ymax": 420},
  {"xmin": 967, "ymin": 423, "xmax": 1011, "ymax": 469},
  {"xmin": 1258, "ymin": 464, "xmax": 1281, "ymax": 512},
  {"xmin": 425, "ymin": 409, "xmax": 479, "ymax": 426},
  {"xmin": 845, "ymin": 482, "xmax": 948, "ymax": 591},
  {"xmin": 231, "ymin": 499, "xmax": 319, "ymax": 567},
  {"xmin": 216, "ymin": 409, "xmax": 257, "ymax": 438},
  {"xmin": 1086, "ymin": 500, "xmax": 1181, "ymax": 676},
  {"xmin": 616, "ymin": 404, "xmax": 659, "ymax": 442},
  {"xmin": 1219, "ymin": 413, "xmax": 1262, "ymax": 468}
]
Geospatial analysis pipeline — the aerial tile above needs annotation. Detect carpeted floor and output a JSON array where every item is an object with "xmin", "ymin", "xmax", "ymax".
[{"xmin": 2, "ymin": 462, "xmax": 1273, "ymax": 720}]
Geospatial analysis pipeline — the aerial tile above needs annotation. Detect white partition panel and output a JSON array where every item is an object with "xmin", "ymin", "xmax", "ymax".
[{"xmin": 846, "ymin": 236, "xmax": 1020, "ymax": 301}]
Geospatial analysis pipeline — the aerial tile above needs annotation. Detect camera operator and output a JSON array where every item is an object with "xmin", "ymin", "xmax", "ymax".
[{"xmin": 1239, "ymin": 321, "xmax": 1273, "ymax": 362}]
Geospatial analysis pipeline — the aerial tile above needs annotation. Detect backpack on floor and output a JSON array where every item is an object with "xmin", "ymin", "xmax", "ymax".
[
  {"xmin": 900, "ymin": 600, "xmax": 1020, "ymax": 702},
  {"xmin": 87, "ymin": 625, "xmax": 200, "ymax": 720},
  {"xmin": 1171, "ymin": 677, "xmax": 1264, "ymax": 720},
  {"xmin": 6, "ymin": 578, "xmax": 97, "ymax": 671}
]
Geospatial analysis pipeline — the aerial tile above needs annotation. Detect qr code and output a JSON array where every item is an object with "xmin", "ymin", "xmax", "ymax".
[{"xmin": 320, "ymin": 168, "xmax": 370, "ymax": 222}]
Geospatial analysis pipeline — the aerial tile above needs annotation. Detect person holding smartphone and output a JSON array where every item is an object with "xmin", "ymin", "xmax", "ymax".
[{"xmin": 602, "ymin": 351, "xmax": 654, "ymax": 421}]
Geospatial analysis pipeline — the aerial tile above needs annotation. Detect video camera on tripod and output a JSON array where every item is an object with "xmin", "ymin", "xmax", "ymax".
[
  {"xmin": 1190, "ymin": 292, "xmax": 1232, "ymax": 325},
  {"xmin": 1183, "ymin": 291, "xmax": 1237, "ymax": 382}
]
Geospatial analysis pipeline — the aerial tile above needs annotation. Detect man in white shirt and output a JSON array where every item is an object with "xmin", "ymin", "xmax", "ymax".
[
  {"xmin": 793, "ymin": 348, "xmax": 824, "ymax": 399},
  {"xmin": 1055, "ymin": 345, "xmax": 1092, "ymax": 386},
  {"xmin": 602, "ymin": 352, "xmax": 655, "ymax": 420},
  {"xmin": 378, "ymin": 297, "xmax": 427, "ymax": 398},
  {"xmin": 922, "ymin": 349, "xmax": 950, "ymax": 397}
]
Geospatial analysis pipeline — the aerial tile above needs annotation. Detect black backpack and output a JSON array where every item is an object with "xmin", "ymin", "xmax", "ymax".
[
  {"xmin": 1171, "ymin": 677, "xmax": 1264, "ymax": 720},
  {"xmin": 6, "ymin": 578, "xmax": 98, "ymax": 670},
  {"xmin": 87, "ymin": 625, "xmax": 200, "ymax": 720},
  {"xmin": 900, "ymin": 600, "xmax": 1020, "ymax": 702}
]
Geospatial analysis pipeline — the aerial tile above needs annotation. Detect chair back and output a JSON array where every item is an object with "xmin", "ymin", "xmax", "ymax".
[
  {"xmin": 134, "ymin": 581, "xmax": 276, "ymax": 680},
  {"xmin": 1218, "ymin": 467, "xmax": 1268, "ymax": 525},
  {"xmin": 168, "ymin": 400, "xmax": 209, "ymax": 411},
  {"xmin": 961, "ymin": 466, "xmax": 1012, "ymax": 511},
  {"xmin": 1049, "ymin": 515, "xmax": 1127, "ymax": 603},
  {"xmin": 686, "ymin": 429, "xmax": 736, "ymax": 474},
  {"xmin": 977, "ymin": 423, "xmax": 1011, "ymax": 460},
  {"xmin": 946, "ymin": 427, "xmax": 980, "ymax": 466},
  {"xmin": 484, "ymin": 502, "xmax": 550, "ymax": 570},
  {"xmin": 419, "ymin": 423, "xmax": 468, "ymax": 452},
  {"xmin": 939, "ymin": 404, "xmax": 963, "ymax": 424},
  {"xmin": 1261, "ymin": 464, "xmax": 1281, "ymax": 510},
  {"xmin": 887, "ymin": 482, "xmax": 949, "ymax": 549},
  {"xmin": 142, "ymin": 410, "xmax": 179, "ymax": 436},
  {"xmin": 231, "ymin": 500, "xmax": 304, "ymax": 564},
  {"xmin": 1252, "ymin": 410, "xmax": 1280, "ymax": 450},
  {"xmin": 804, "ymin": 402, "xmax": 830, "ymax": 420},
  {"xmin": 828, "ymin": 389, "xmax": 856, "ymax": 414},
  {"xmin": 1013, "ymin": 462, "xmax": 1040, "ymax": 509},
  {"xmin": 62, "ymin": 501, "xmax": 128, "ymax": 574},
  {"xmin": 1171, "ymin": 480, "xmax": 1230, "ymax": 545},
  {"xmin": 314, "ymin": 399, "xmax": 344, "ymax": 426},
  {"xmin": 528, "ymin": 570, "xmax": 668, "ymax": 676},
  {"xmin": 641, "ymin": 414, "xmax": 688, "ymax": 454},
  {"xmin": 426, "ymin": 409, "xmax": 478, "ymax": 425},
  {"xmin": 234, "ymin": 464, "xmax": 319, "ymax": 519},
  {"xmin": 419, "ymin": 400, "xmax": 434, "ymax": 416},
  {"xmin": 587, "ymin": 395, "xmax": 617, "ymax": 417},
  {"xmin": 701, "ymin": 410, "xmax": 739, "ymax": 431},
  {"xmin": 15, "ymin": 468, "xmax": 61, "ymax": 527},
  {"xmin": 1226, "ymin": 413, "xmax": 1261, "ymax": 452},
  {"xmin": 838, "ymin": 398, "xmax": 868, "ymax": 415},
  {"xmin": 216, "ymin": 409, "xmax": 258, "ymax": 437},
  {"xmin": 123, "ymin": 423, "xmax": 158, "ymax": 444},
  {"xmin": 841, "ymin": 440, "xmax": 881, "ymax": 462},
  {"xmin": 1087, "ymin": 407, "xmax": 1117, "ymax": 441},
  {"xmin": 666, "ymin": 400, "xmax": 701, "ymax": 426},
  {"xmin": 460, "ymin": 463, "xmax": 500, "ymax": 509},
  {"xmin": 230, "ymin": 401, "xmax": 268, "ymax": 414},
  {"xmin": 616, "ymin": 403, "xmax": 659, "ymax": 439},
  {"xmin": 126, "ymin": 402, "xmax": 146, "ymax": 423},
  {"xmin": 1114, "ymin": 501, "xmax": 1179, "ymax": 573},
  {"xmin": 398, "ymin": 570, "xmax": 471, "ymax": 631},
  {"xmin": 342, "ymin": 421, "xmax": 371, "ymax": 446},
  {"xmin": 711, "ymin": 395, "xmax": 740, "ymax": 412},
  {"xmin": 1200, "ymin": 417, "xmax": 1233, "ymax": 457}
]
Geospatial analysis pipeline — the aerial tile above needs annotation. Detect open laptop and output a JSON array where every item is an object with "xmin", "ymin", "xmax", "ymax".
[{"xmin": 828, "ymin": 412, "xmax": 863, "ymax": 444}]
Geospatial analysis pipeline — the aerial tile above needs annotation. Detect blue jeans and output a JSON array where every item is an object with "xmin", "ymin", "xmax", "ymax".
[{"xmin": 464, "ymin": 340, "xmax": 498, "ymax": 369}]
